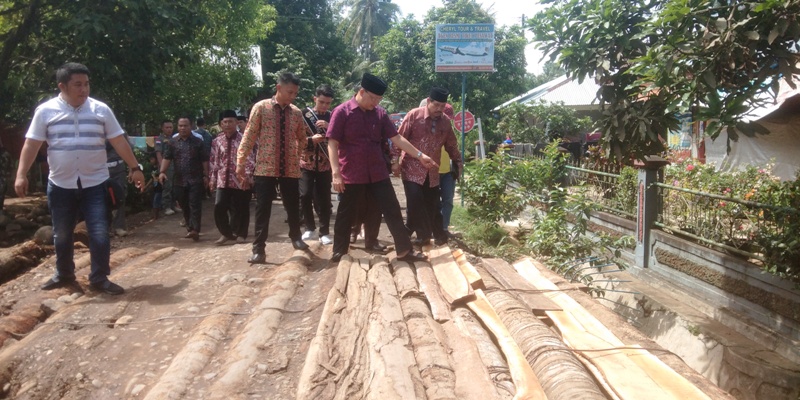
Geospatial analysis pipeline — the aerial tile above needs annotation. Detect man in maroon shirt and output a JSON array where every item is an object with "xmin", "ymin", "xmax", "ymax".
[
  {"xmin": 327, "ymin": 73, "xmax": 438, "ymax": 263},
  {"xmin": 394, "ymin": 87, "xmax": 462, "ymax": 247}
]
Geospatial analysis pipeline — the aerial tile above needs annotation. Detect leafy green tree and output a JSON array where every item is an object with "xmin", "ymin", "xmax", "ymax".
[
  {"xmin": 497, "ymin": 101, "xmax": 591, "ymax": 144},
  {"xmin": 374, "ymin": 0, "xmax": 527, "ymax": 118},
  {"xmin": 259, "ymin": 0, "xmax": 355, "ymax": 106},
  {"xmin": 531, "ymin": 0, "xmax": 800, "ymax": 160},
  {"xmin": 0, "ymin": 0, "xmax": 275, "ymax": 131},
  {"xmin": 524, "ymin": 61, "xmax": 565, "ymax": 89},
  {"xmin": 341, "ymin": 0, "xmax": 400, "ymax": 61}
]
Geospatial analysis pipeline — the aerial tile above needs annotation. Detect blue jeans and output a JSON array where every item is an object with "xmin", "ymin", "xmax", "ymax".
[
  {"xmin": 439, "ymin": 172, "xmax": 455, "ymax": 231},
  {"xmin": 47, "ymin": 180, "xmax": 111, "ymax": 284}
]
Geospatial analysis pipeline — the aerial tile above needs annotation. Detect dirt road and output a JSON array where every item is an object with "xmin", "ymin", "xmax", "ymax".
[{"xmin": 0, "ymin": 180, "xmax": 729, "ymax": 399}]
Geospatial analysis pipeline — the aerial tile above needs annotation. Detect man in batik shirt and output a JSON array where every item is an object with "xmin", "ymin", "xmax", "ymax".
[
  {"xmin": 236, "ymin": 72, "xmax": 311, "ymax": 264},
  {"xmin": 209, "ymin": 110, "xmax": 255, "ymax": 246},
  {"xmin": 393, "ymin": 87, "xmax": 462, "ymax": 247}
]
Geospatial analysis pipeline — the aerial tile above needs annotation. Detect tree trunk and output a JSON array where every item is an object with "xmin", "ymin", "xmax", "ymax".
[
  {"xmin": 365, "ymin": 259, "xmax": 426, "ymax": 399},
  {"xmin": 479, "ymin": 266, "xmax": 606, "ymax": 400},
  {"xmin": 297, "ymin": 256, "xmax": 352, "ymax": 399},
  {"xmin": 451, "ymin": 307, "xmax": 515, "ymax": 399},
  {"xmin": 392, "ymin": 260, "xmax": 457, "ymax": 400},
  {"xmin": 467, "ymin": 290, "xmax": 547, "ymax": 400},
  {"xmin": 0, "ymin": 241, "xmax": 46, "ymax": 282}
]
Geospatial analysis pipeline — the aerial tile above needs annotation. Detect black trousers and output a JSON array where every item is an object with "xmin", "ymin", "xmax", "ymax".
[
  {"xmin": 214, "ymin": 187, "xmax": 251, "ymax": 239},
  {"xmin": 299, "ymin": 169, "xmax": 332, "ymax": 235},
  {"xmin": 175, "ymin": 183, "xmax": 203, "ymax": 233},
  {"xmin": 403, "ymin": 177, "xmax": 446, "ymax": 242},
  {"xmin": 333, "ymin": 178, "xmax": 411, "ymax": 256},
  {"xmin": 252, "ymin": 176, "xmax": 301, "ymax": 254},
  {"xmin": 352, "ymin": 189, "xmax": 381, "ymax": 247}
]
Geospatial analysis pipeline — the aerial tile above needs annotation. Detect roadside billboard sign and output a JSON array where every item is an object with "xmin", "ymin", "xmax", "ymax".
[{"xmin": 435, "ymin": 24, "xmax": 495, "ymax": 72}]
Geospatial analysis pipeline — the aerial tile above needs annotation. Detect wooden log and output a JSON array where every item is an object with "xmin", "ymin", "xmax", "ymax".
[
  {"xmin": 0, "ymin": 247, "xmax": 152, "ymax": 348},
  {"xmin": 392, "ymin": 260, "xmax": 457, "ymax": 400},
  {"xmin": 364, "ymin": 259, "xmax": 426, "ymax": 400},
  {"xmin": 428, "ymin": 246, "xmax": 473, "ymax": 304},
  {"xmin": 0, "ymin": 241, "xmax": 46, "ymax": 282},
  {"xmin": 207, "ymin": 249, "xmax": 310, "ymax": 398},
  {"xmin": 391, "ymin": 260, "xmax": 418, "ymax": 298},
  {"xmin": 330, "ymin": 258, "xmax": 373, "ymax": 400},
  {"xmin": 0, "ymin": 247, "xmax": 174, "ymax": 388},
  {"xmin": 481, "ymin": 258, "xmax": 560, "ymax": 312},
  {"xmin": 467, "ymin": 289, "xmax": 547, "ymax": 400},
  {"xmin": 450, "ymin": 248, "xmax": 484, "ymax": 289},
  {"xmin": 450, "ymin": 307, "xmax": 514, "ymax": 399},
  {"xmin": 479, "ymin": 268, "xmax": 605, "ymax": 400},
  {"xmin": 296, "ymin": 256, "xmax": 352, "ymax": 399},
  {"xmin": 514, "ymin": 258, "xmax": 712, "ymax": 400},
  {"xmin": 144, "ymin": 285, "xmax": 252, "ymax": 400},
  {"xmin": 415, "ymin": 262, "xmax": 452, "ymax": 322}
]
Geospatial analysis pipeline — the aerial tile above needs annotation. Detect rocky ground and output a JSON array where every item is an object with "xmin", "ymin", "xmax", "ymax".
[{"xmin": 0, "ymin": 179, "xmax": 729, "ymax": 400}]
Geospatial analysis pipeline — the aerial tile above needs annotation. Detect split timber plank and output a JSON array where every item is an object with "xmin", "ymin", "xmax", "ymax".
[
  {"xmin": 429, "ymin": 246, "xmax": 474, "ymax": 304},
  {"xmin": 450, "ymin": 308, "xmax": 514, "ymax": 399},
  {"xmin": 392, "ymin": 260, "xmax": 457, "ymax": 400},
  {"xmin": 415, "ymin": 262, "xmax": 452, "ymax": 322},
  {"xmin": 365, "ymin": 259, "xmax": 426, "ymax": 400},
  {"xmin": 450, "ymin": 248, "xmax": 484, "ymax": 289},
  {"xmin": 481, "ymin": 258, "xmax": 560, "ymax": 312},
  {"xmin": 480, "ymin": 269, "xmax": 605, "ymax": 400},
  {"xmin": 466, "ymin": 289, "xmax": 547, "ymax": 400},
  {"xmin": 514, "ymin": 258, "xmax": 712, "ymax": 400},
  {"xmin": 441, "ymin": 316, "xmax": 508, "ymax": 400}
]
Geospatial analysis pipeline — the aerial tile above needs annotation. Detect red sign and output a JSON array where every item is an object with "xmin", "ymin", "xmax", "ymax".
[{"xmin": 454, "ymin": 111, "xmax": 475, "ymax": 133}]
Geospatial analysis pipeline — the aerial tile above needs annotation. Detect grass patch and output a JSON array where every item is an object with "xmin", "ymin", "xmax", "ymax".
[{"xmin": 450, "ymin": 205, "xmax": 523, "ymax": 261}]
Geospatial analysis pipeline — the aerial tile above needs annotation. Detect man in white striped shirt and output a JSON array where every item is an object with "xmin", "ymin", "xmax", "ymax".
[{"xmin": 15, "ymin": 62, "xmax": 145, "ymax": 295}]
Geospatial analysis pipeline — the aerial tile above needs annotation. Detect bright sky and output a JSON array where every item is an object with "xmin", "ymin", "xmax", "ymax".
[{"xmin": 391, "ymin": 0, "xmax": 547, "ymax": 74}]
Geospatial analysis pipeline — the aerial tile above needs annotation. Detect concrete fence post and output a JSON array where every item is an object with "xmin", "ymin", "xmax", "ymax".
[{"xmin": 634, "ymin": 156, "xmax": 669, "ymax": 268}]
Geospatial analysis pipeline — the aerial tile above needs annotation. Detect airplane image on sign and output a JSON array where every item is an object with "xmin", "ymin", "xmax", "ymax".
[
  {"xmin": 438, "ymin": 46, "xmax": 489, "ymax": 57},
  {"xmin": 439, "ymin": 45, "xmax": 465, "ymax": 55}
]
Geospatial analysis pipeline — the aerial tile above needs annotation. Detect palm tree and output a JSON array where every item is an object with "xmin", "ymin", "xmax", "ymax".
[{"xmin": 342, "ymin": 0, "xmax": 400, "ymax": 61}]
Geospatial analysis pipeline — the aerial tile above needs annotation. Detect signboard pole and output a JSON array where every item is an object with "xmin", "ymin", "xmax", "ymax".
[
  {"xmin": 460, "ymin": 72, "xmax": 466, "ymax": 206},
  {"xmin": 477, "ymin": 118, "xmax": 485, "ymax": 159}
]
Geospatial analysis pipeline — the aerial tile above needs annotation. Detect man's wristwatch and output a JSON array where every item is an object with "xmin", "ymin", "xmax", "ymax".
[{"xmin": 130, "ymin": 165, "xmax": 141, "ymax": 173}]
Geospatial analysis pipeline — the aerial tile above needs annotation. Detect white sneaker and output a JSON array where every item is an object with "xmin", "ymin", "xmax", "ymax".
[
  {"xmin": 115, "ymin": 229, "xmax": 128, "ymax": 237},
  {"xmin": 319, "ymin": 235, "xmax": 332, "ymax": 245},
  {"xmin": 301, "ymin": 230, "xmax": 316, "ymax": 240},
  {"xmin": 164, "ymin": 208, "xmax": 175, "ymax": 216}
]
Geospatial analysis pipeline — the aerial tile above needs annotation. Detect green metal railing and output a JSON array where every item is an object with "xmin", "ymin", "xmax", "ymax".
[
  {"xmin": 655, "ymin": 182, "xmax": 796, "ymax": 262},
  {"xmin": 565, "ymin": 162, "xmax": 636, "ymax": 220}
]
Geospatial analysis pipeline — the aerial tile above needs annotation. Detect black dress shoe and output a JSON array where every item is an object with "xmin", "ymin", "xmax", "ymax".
[
  {"xmin": 292, "ymin": 240, "xmax": 309, "ymax": 250},
  {"xmin": 89, "ymin": 280, "xmax": 125, "ymax": 295},
  {"xmin": 365, "ymin": 243, "xmax": 388, "ymax": 254},
  {"xmin": 397, "ymin": 251, "xmax": 428, "ymax": 263},
  {"xmin": 248, "ymin": 253, "xmax": 266, "ymax": 264},
  {"xmin": 330, "ymin": 252, "xmax": 345, "ymax": 263},
  {"xmin": 41, "ymin": 276, "xmax": 76, "ymax": 290},
  {"xmin": 412, "ymin": 238, "xmax": 431, "ymax": 247},
  {"xmin": 434, "ymin": 237, "xmax": 448, "ymax": 246}
]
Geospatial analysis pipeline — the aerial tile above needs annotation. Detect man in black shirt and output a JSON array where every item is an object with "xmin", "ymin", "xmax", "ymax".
[{"xmin": 159, "ymin": 116, "xmax": 209, "ymax": 240}]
